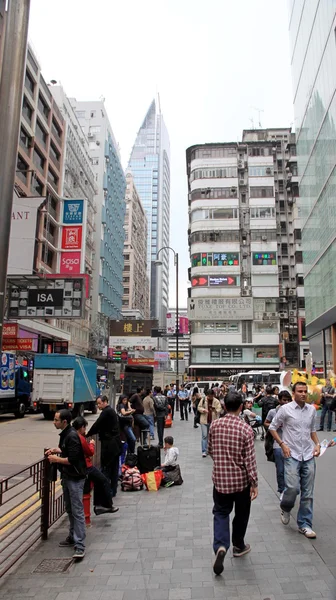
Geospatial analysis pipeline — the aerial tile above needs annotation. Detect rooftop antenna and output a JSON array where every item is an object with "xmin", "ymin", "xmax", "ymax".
[
  {"xmin": 249, "ymin": 117, "xmax": 255, "ymax": 130},
  {"xmin": 251, "ymin": 106, "xmax": 264, "ymax": 128}
]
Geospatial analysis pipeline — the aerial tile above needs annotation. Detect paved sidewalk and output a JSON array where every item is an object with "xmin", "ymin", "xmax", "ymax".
[{"xmin": 0, "ymin": 417, "xmax": 335, "ymax": 600}]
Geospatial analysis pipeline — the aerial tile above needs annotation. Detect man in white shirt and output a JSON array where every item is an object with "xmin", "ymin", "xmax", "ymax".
[{"xmin": 269, "ymin": 382, "xmax": 320, "ymax": 539}]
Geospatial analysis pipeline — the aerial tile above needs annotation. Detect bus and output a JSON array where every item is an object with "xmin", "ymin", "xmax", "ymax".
[{"xmin": 229, "ymin": 370, "xmax": 291, "ymax": 394}]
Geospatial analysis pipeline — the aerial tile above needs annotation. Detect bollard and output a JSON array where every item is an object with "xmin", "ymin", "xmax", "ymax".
[{"xmin": 83, "ymin": 480, "xmax": 93, "ymax": 526}]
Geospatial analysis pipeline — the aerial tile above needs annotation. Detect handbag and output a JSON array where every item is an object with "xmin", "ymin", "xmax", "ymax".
[{"xmin": 164, "ymin": 464, "xmax": 183, "ymax": 486}]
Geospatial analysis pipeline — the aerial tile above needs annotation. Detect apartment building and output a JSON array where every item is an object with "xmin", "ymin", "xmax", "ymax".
[
  {"xmin": 122, "ymin": 171, "xmax": 150, "ymax": 319},
  {"xmin": 186, "ymin": 128, "xmax": 307, "ymax": 379},
  {"xmin": 49, "ymin": 85, "xmax": 97, "ymax": 356}
]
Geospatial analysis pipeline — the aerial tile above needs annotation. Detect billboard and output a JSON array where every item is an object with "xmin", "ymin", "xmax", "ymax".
[
  {"xmin": 166, "ymin": 313, "xmax": 175, "ymax": 334},
  {"xmin": 209, "ymin": 276, "xmax": 236, "ymax": 287},
  {"xmin": 7, "ymin": 194, "xmax": 43, "ymax": 275},
  {"xmin": 179, "ymin": 316, "xmax": 189, "ymax": 334},
  {"xmin": 2, "ymin": 338, "xmax": 34, "ymax": 351},
  {"xmin": 109, "ymin": 336, "xmax": 155, "ymax": 349},
  {"xmin": 62, "ymin": 226, "xmax": 82, "ymax": 250},
  {"xmin": 7, "ymin": 276, "xmax": 85, "ymax": 319},
  {"xmin": 127, "ymin": 358, "xmax": 158, "ymax": 367},
  {"xmin": 60, "ymin": 251, "xmax": 82, "ymax": 274},
  {"xmin": 188, "ymin": 297, "xmax": 253, "ymax": 321},
  {"xmin": 63, "ymin": 200, "xmax": 84, "ymax": 224},
  {"xmin": 3, "ymin": 324, "xmax": 18, "ymax": 338},
  {"xmin": 109, "ymin": 320, "xmax": 158, "ymax": 337}
]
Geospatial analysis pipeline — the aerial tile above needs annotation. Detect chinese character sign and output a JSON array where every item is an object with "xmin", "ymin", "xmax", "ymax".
[
  {"xmin": 188, "ymin": 297, "xmax": 253, "ymax": 320},
  {"xmin": 63, "ymin": 200, "xmax": 84, "ymax": 224},
  {"xmin": 62, "ymin": 226, "xmax": 83, "ymax": 250}
]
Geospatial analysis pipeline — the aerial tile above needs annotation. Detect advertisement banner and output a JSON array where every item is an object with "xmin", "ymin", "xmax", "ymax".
[
  {"xmin": 154, "ymin": 352, "xmax": 169, "ymax": 362},
  {"xmin": 3, "ymin": 324, "xmax": 18, "ymax": 338},
  {"xmin": 8, "ymin": 194, "xmax": 42, "ymax": 275},
  {"xmin": 60, "ymin": 252, "xmax": 81, "ymax": 274},
  {"xmin": 109, "ymin": 320, "xmax": 158, "ymax": 337},
  {"xmin": 63, "ymin": 200, "xmax": 84, "ymax": 224},
  {"xmin": 169, "ymin": 352, "xmax": 185, "ymax": 360},
  {"xmin": 62, "ymin": 226, "xmax": 82, "ymax": 250},
  {"xmin": 0, "ymin": 352, "xmax": 15, "ymax": 395},
  {"xmin": 179, "ymin": 316, "xmax": 189, "ymax": 334},
  {"xmin": 109, "ymin": 336, "xmax": 155, "ymax": 349},
  {"xmin": 127, "ymin": 358, "xmax": 158, "ymax": 367},
  {"xmin": 2, "ymin": 338, "xmax": 34, "ymax": 351},
  {"xmin": 188, "ymin": 297, "xmax": 253, "ymax": 321},
  {"xmin": 166, "ymin": 313, "xmax": 175, "ymax": 334},
  {"xmin": 7, "ymin": 277, "xmax": 85, "ymax": 319}
]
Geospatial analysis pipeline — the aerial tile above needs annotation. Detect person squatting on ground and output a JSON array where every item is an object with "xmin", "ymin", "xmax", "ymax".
[
  {"xmin": 269, "ymin": 381, "xmax": 320, "ymax": 539},
  {"xmin": 264, "ymin": 390, "xmax": 292, "ymax": 496},
  {"xmin": 198, "ymin": 389, "xmax": 221, "ymax": 457},
  {"xmin": 208, "ymin": 392, "xmax": 258, "ymax": 576},
  {"xmin": 46, "ymin": 409, "xmax": 87, "ymax": 559},
  {"xmin": 87, "ymin": 396, "xmax": 122, "ymax": 498},
  {"xmin": 72, "ymin": 416, "xmax": 119, "ymax": 516}
]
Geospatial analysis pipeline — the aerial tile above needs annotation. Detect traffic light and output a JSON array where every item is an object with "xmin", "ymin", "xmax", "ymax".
[{"xmin": 111, "ymin": 350, "xmax": 121, "ymax": 362}]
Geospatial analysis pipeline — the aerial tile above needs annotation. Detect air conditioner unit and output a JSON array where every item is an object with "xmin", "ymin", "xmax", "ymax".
[
  {"xmin": 279, "ymin": 312, "xmax": 287, "ymax": 318},
  {"xmin": 88, "ymin": 133, "xmax": 94, "ymax": 138},
  {"xmin": 288, "ymin": 289, "xmax": 296, "ymax": 296},
  {"xmin": 289, "ymin": 310, "xmax": 295, "ymax": 316},
  {"xmin": 261, "ymin": 235, "xmax": 267, "ymax": 242},
  {"xmin": 279, "ymin": 297, "xmax": 287, "ymax": 303},
  {"xmin": 239, "ymin": 179, "xmax": 245, "ymax": 185},
  {"xmin": 279, "ymin": 289, "xmax": 284, "ymax": 296},
  {"xmin": 238, "ymin": 160, "xmax": 244, "ymax": 169},
  {"xmin": 242, "ymin": 287, "xmax": 252, "ymax": 296},
  {"xmin": 266, "ymin": 168, "xmax": 272, "ymax": 175},
  {"xmin": 289, "ymin": 317, "xmax": 296, "ymax": 323}
]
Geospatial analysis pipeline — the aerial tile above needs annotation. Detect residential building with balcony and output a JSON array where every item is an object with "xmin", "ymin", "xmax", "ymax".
[
  {"xmin": 49, "ymin": 85, "xmax": 97, "ymax": 356},
  {"xmin": 186, "ymin": 129, "xmax": 307, "ymax": 379},
  {"xmin": 74, "ymin": 100, "xmax": 126, "ymax": 350},
  {"xmin": 122, "ymin": 171, "xmax": 150, "ymax": 319}
]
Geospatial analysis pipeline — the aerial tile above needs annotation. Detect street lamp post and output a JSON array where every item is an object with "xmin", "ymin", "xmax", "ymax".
[{"xmin": 155, "ymin": 247, "xmax": 179, "ymax": 395}]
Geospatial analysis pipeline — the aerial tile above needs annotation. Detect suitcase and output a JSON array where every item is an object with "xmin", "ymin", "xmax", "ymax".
[{"xmin": 137, "ymin": 435, "xmax": 161, "ymax": 474}]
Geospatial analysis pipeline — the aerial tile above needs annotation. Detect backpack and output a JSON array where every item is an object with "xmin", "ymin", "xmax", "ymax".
[
  {"xmin": 124, "ymin": 452, "xmax": 138, "ymax": 468},
  {"xmin": 120, "ymin": 465, "xmax": 143, "ymax": 491},
  {"xmin": 154, "ymin": 394, "xmax": 167, "ymax": 412}
]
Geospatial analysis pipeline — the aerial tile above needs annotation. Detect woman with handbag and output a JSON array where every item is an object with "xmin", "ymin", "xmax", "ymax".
[{"xmin": 116, "ymin": 395, "xmax": 137, "ymax": 453}]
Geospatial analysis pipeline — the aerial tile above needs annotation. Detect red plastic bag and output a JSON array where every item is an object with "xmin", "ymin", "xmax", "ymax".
[{"xmin": 141, "ymin": 470, "xmax": 163, "ymax": 491}]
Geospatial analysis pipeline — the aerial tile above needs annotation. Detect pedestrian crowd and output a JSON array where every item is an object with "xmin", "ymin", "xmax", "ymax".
[{"xmin": 45, "ymin": 378, "xmax": 329, "ymax": 579}]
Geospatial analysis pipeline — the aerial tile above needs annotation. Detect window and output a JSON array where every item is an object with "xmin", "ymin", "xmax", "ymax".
[
  {"xmin": 191, "ymin": 207, "xmax": 238, "ymax": 222},
  {"xmin": 22, "ymin": 96, "xmax": 33, "ymax": 123},
  {"xmin": 296, "ymin": 275, "xmax": 304, "ymax": 286},
  {"xmin": 48, "ymin": 167, "xmax": 58, "ymax": 187},
  {"xmin": 76, "ymin": 111, "xmax": 86, "ymax": 118},
  {"xmin": 254, "ymin": 321, "xmax": 278, "ymax": 333},
  {"xmin": 250, "ymin": 186, "xmax": 274, "ymax": 198},
  {"xmin": 248, "ymin": 165, "xmax": 273, "ymax": 177},
  {"xmin": 25, "ymin": 70, "xmax": 35, "ymax": 94},
  {"xmin": 31, "ymin": 176, "xmax": 43, "ymax": 196},
  {"xmin": 36, "ymin": 120, "xmax": 47, "ymax": 146},
  {"xmin": 190, "ymin": 167, "xmax": 238, "ymax": 181},
  {"xmin": 42, "ymin": 244, "xmax": 54, "ymax": 268},
  {"xmin": 89, "ymin": 126, "xmax": 101, "ymax": 134},
  {"xmin": 90, "ymin": 111, "xmax": 96, "ymax": 118},
  {"xmin": 250, "ymin": 229, "xmax": 277, "ymax": 242},
  {"xmin": 190, "ymin": 147, "xmax": 236, "ymax": 160},
  {"xmin": 190, "ymin": 187, "xmax": 237, "ymax": 201},
  {"xmin": 123, "ymin": 277, "xmax": 130, "ymax": 283},
  {"xmin": 16, "ymin": 155, "xmax": 28, "ymax": 183},
  {"xmin": 248, "ymin": 146, "xmax": 272, "ymax": 157},
  {"xmin": 49, "ymin": 141, "xmax": 60, "ymax": 163},
  {"xmin": 51, "ymin": 118, "xmax": 62, "ymax": 141},
  {"xmin": 33, "ymin": 146, "xmax": 45, "ymax": 172},
  {"xmin": 19, "ymin": 127, "xmax": 32, "ymax": 150},
  {"xmin": 38, "ymin": 94, "xmax": 50, "ymax": 120},
  {"xmin": 295, "ymin": 250, "xmax": 303, "ymax": 263},
  {"xmin": 123, "ymin": 288, "xmax": 129, "ymax": 295},
  {"xmin": 190, "ymin": 230, "xmax": 240, "ymax": 243},
  {"xmin": 91, "ymin": 158, "xmax": 99, "ymax": 165},
  {"xmin": 210, "ymin": 348, "xmax": 221, "ymax": 362},
  {"xmin": 254, "ymin": 347, "xmax": 278, "ymax": 361},
  {"xmin": 298, "ymin": 298, "xmax": 305, "ymax": 309},
  {"xmin": 250, "ymin": 207, "xmax": 275, "ymax": 219},
  {"xmin": 294, "ymin": 229, "xmax": 301, "ymax": 241},
  {"xmin": 191, "ymin": 252, "xmax": 239, "ymax": 267}
]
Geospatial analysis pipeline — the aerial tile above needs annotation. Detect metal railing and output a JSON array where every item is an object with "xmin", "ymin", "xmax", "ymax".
[{"xmin": 0, "ymin": 456, "xmax": 64, "ymax": 578}]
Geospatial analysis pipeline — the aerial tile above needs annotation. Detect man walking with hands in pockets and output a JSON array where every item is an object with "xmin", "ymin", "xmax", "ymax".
[
  {"xmin": 208, "ymin": 392, "xmax": 258, "ymax": 576},
  {"xmin": 269, "ymin": 381, "xmax": 320, "ymax": 539}
]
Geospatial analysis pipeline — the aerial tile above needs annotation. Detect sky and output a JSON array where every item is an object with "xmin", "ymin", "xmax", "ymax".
[{"xmin": 28, "ymin": 0, "xmax": 294, "ymax": 309}]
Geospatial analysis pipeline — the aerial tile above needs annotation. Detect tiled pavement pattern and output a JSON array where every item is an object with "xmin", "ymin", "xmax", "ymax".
[{"xmin": 0, "ymin": 417, "xmax": 335, "ymax": 600}]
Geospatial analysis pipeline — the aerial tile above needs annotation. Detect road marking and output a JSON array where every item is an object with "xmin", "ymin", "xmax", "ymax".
[{"xmin": 0, "ymin": 481, "xmax": 62, "ymax": 534}]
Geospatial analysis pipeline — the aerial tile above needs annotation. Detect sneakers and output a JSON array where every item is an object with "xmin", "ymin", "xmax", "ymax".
[
  {"xmin": 202, "ymin": 452, "xmax": 207, "ymax": 457},
  {"xmin": 298, "ymin": 527, "xmax": 316, "ymax": 539},
  {"xmin": 213, "ymin": 546, "xmax": 226, "ymax": 575},
  {"xmin": 232, "ymin": 544, "xmax": 251, "ymax": 557},
  {"xmin": 281, "ymin": 510, "xmax": 291, "ymax": 525},
  {"xmin": 73, "ymin": 547, "xmax": 85, "ymax": 559},
  {"xmin": 59, "ymin": 536, "xmax": 74, "ymax": 547}
]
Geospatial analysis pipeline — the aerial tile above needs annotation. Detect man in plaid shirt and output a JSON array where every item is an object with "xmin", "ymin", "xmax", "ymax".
[{"xmin": 208, "ymin": 391, "xmax": 258, "ymax": 575}]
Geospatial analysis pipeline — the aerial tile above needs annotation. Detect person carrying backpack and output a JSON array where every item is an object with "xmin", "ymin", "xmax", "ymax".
[
  {"xmin": 258, "ymin": 385, "xmax": 278, "ymax": 440},
  {"xmin": 153, "ymin": 386, "xmax": 169, "ymax": 448}
]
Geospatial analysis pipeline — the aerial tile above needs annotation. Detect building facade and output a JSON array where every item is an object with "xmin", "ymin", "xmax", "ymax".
[
  {"xmin": 74, "ymin": 100, "xmax": 126, "ymax": 352},
  {"xmin": 128, "ymin": 98, "xmax": 170, "ymax": 325},
  {"xmin": 49, "ymin": 85, "xmax": 96, "ymax": 356},
  {"xmin": 289, "ymin": 1, "xmax": 336, "ymax": 372},
  {"xmin": 122, "ymin": 171, "xmax": 149, "ymax": 319},
  {"xmin": 186, "ymin": 129, "xmax": 307, "ymax": 379}
]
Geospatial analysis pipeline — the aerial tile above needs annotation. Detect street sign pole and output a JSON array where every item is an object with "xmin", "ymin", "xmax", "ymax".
[{"xmin": 0, "ymin": 0, "xmax": 30, "ymax": 350}]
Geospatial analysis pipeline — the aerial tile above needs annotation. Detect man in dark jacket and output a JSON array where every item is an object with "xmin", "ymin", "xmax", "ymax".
[
  {"xmin": 87, "ymin": 396, "xmax": 121, "ymax": 497},
  {"xmin": 258, "ymin": 385, "xmax": 278, "ymax": 440},
  {"xmin": 153, "ymin": 386, "xmax": 169, "ymax": 448},
  {"xmin": 130, "ymin": 387, "xmax": 150, "ymax": 443},
  {"xmin": 46, "ymin": 409, "xmax": 87, "ymax": 559}
]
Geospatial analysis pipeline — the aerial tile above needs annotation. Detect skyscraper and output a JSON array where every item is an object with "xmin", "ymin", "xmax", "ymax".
[
  {"xmin": 128, "ymin": 98, "xmax": 170, "ymax": 324},
  {"xmin": 289, "ymin": 1, "xmax": 336, "ymax": 371}
]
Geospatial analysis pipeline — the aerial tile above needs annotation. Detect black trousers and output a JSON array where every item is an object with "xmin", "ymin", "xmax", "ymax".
[
  {"xmin": 213, "ymin": 485, "xmax": 251, "ymax": 553},
  {"xmin": 168, "ymin": 398, "xmax": 175, "ymax": 419},
  {"xmin": 87, "ymin": 465, "xmax": 113, "ymax": 508},
  {"xmin": 101, "ymin": 456, "xmax": 119, "ymax": 497},
  {"xmin": 179, "ymin": 400, "xmax": 188, "ymax": 421},
  {"xmin": 156, "ymin": 416, "xmax": 165, "ymax": 447}
]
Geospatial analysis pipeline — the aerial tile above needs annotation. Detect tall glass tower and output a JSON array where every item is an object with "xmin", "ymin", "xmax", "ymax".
[
  {"xmin": 289, "ymin": 1, "xmax": 336, "ymax": 369},
  {"xmin": 128, "ymin": 99, "xmax": 170, "ymax": 324}
]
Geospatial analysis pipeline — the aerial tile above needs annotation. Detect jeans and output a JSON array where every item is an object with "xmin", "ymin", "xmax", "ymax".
[
  {"xmin": 179, "ymin": 400, "xmax": 188, "ymax": 421},
  {"xmin": 156, "ymin": 416, "xmax": 165, "ymax": 447},
  {"xmin": 319, "ymin": 402, "xmax": 333, "ymax": 430},
  {"xmin": 273, "ymin": 447, "xmax": 285, "ymax": 493},
  {"xmin": 62, "ymin": 477, "xmax": 86, "ymax": 551},
  {"xmin": 88, "ymin": 466, "xmax": 113, "ymax": 509},
  {"xmin": 124, "ymin": 426, "xmax": 136, "ymax": 453},
  {"xmin": 280, "ymin": 457, "xmax": 315, "ymax": 529},
  {"xmin": 213, "ymin": 485, "xmax": 251, "ymax": 553},
  {"xmin": 145, "ymin": 414, "xmax": 155, "ymax": 438},
  {"xmin": 201, "ymin": 423, "xmax": 210, "ymax": 453}
]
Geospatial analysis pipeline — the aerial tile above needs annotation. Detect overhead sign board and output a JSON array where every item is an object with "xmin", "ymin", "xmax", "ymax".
[
  {"xmin": 191, "ymin": 276, "xmax": 237, "ymax": 287},
  {"xmin": 109, "ymin": 336, "xmax": 155, "ymax": 350},
  {"xmin": 127, "ymin": 358, "xmax": 158, "ymax": 367},
  {"xmin": 8, "ymin": 194, "xmax": 43, "ymax": 276},
  {"xmin": 62, "ymin": 226, "xmax": 83, "ymax": 250},
  {"xmin": 7, "ymin": 276, "xmax": 85, "ymax": 319},
  {"xmin": 63, "ymin": 200, "xmax": 84, "ymax": 224},
  {"xmin": 2, "ymin": 338, "xmax": 34, "ymax": 351},
  {"xmin": 169, "ymin": 352, "xmax": 185, "ymax": 359},
  {"xmin": 188, "ymin": 297, "xmax": 253, "ymax": 321},
  {"xmin": 109, "ymin": 320, "xmax": 158, "ymax": 337},
  {"xmin": 59, "ymin": 252, "xmax": 81, "ymax": 274}
]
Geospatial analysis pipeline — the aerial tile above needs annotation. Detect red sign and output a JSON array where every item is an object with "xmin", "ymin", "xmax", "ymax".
[
  {"xmin": 127, "ymin": 358, "xmax": 158, "ymax": 367},
  {"xmin": 191, "ymin": 276, "xmax": 208, "ymax": 287},
  {"xmin": 2, "ymin": 338, "xmax": 34, "ymax": 351},
  {"xmin": 60, "ymin": 251, "xmax": 81, "ymax": 274},
  {"xmin": 3, "ymin": 323, "xmax": 18, "ymax": 338},
  {"xmin": 179, "ymin": 317, "xmax": 189, "ymax": 334},
  {"xmin": 62, "ymin": 226, "xmax": 82, "ymax": 250}
]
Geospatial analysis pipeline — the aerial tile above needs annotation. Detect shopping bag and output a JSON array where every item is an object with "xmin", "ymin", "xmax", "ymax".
[
  {"xmin": 164, "ymin": 465, "xmax": 183, "ymax": 485},
  {"xmin": 141, "ymin": 470, "xmax": 163, "ymax": 491}
]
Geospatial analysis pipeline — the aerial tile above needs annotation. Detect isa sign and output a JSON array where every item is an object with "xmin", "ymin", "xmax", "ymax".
[{"xmin": 63, "ymin": 200, "xmax": 84, "ymax": 224}]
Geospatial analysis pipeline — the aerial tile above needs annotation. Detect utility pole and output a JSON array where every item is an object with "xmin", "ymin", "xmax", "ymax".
[
  {"xmin": 175, "ymin": 252, "xmax": 179, "ymax": 395},
  {"xmin": 0, "ymin": 0, "xmax": 31, "ymax": 350}
]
